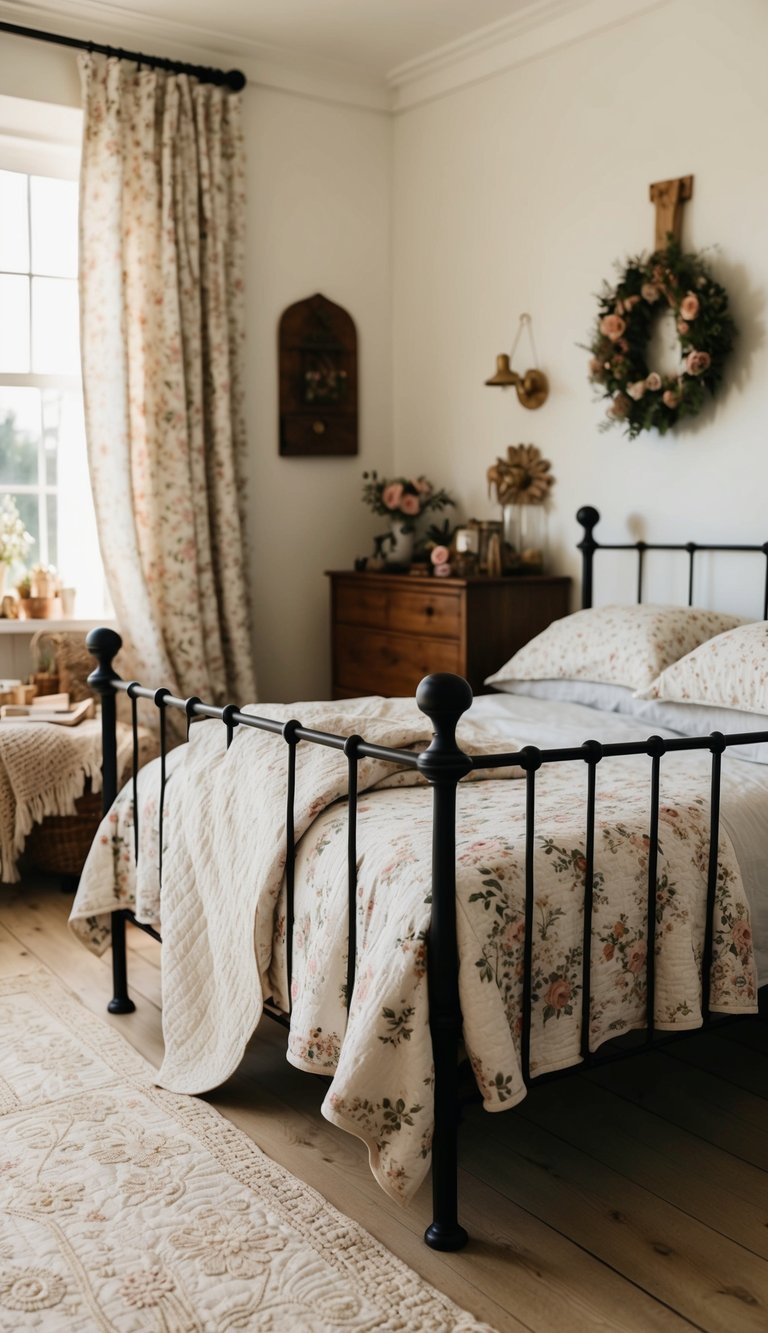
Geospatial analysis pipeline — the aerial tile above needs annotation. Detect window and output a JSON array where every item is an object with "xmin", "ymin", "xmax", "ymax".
[{"xmin": 0, "ymin": 98, "xmax": 107, "ymax": 618}]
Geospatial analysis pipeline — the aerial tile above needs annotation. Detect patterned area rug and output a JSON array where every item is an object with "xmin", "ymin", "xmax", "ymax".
[{"xmin": 0, "ymin": 972, "xmax": 493, "ymax": 1331}]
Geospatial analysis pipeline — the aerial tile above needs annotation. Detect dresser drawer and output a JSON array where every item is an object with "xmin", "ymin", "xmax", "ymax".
[
  {"xmin": 334, "ymin": 580, "xmax": 461, "ymax": 640},
  {"xmin": 334, "ymin": 625, "xmax": 462, "ymax": 696}
]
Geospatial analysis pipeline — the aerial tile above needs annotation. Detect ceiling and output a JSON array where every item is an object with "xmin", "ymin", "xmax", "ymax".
[{"xmin": 52, "ymin": 0, "xmax": 537, "ymax": 78}]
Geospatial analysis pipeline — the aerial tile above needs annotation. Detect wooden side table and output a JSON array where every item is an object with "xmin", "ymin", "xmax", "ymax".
[{"xmin": 326, "ymin": 571, "xmax": 571, "ymax": 698}]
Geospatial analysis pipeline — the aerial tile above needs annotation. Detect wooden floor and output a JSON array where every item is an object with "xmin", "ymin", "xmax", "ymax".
[{"xmin": 3, "ymin": 878, "xmax": 768, "ymax": 1332}]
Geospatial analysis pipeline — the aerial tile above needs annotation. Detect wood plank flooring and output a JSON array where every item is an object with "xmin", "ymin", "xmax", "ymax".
[{"xmin": 4, "ymin": 876, "xmax": 768, "ymax": 1332}]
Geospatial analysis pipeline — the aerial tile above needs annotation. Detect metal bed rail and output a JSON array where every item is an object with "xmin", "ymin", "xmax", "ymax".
[{"xmin": 86, "ymin": 624, "xmax": 768, "ymax": 1251}]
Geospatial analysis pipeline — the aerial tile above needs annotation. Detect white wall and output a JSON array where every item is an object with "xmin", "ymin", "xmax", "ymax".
[
  {"xmin": 392, "ymin": 0, "xmax": 768, "ymax": 620},
  {"xmin": 0, "ymin": 32, "xmax": 393, "ymax": 700}
]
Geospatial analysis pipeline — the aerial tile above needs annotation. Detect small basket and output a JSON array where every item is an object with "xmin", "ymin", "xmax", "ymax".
[{"xmin": 24, "ymin": 785, "xmax": 103, "ymax": 878}]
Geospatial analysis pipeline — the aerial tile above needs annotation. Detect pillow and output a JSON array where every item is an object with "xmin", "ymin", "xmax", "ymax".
[
  {"xmin": 485, "ymin": 604, "xmax": 745, "ymax": 694},
  {"xmin": 633, "ymin": 697, "xmax": 768, "ymax": 764},
  {"xmin": 488, "ymin": 678, "xmax": 639, "ymax": 712},
  {"xmin": 640, "ymin": 620, "xmax": 768, "ymax": 714}
]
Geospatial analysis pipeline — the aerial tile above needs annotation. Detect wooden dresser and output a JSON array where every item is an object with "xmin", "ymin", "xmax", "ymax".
[{"xmin": 327, "ymin": 571, "xmax": 571, "ymax": 698}]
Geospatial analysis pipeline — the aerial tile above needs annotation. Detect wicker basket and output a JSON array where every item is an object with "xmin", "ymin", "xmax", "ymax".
[{"xmin": 24, "ymin": 785, "xmax": 103, "ymax": 878}]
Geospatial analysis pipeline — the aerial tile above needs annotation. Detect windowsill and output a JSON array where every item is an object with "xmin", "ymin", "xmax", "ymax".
[{"xmin": 0, "ymin": 618, "xmax": 116, "ymax": 634}]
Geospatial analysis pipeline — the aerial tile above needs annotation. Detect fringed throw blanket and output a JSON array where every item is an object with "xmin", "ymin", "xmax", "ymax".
[
  {"xmin": 70, "ymin": 699, "xmax": 757, "ymax": 1204},
  {"xmin": 0, "ymin": 719, "xmax": 133, "ymax": 883}
]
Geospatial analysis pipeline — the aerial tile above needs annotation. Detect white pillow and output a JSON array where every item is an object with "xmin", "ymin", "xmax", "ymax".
[
  {"xmin": 640, "ymin": 620, "xmax": 768, "ymax": 714},
  {"xmin": 636, "ymin": 698, "xmax": 768, "ymax": 764},
  {"xmin": 486, "ymin": 604, "xmax": 745, "ymax": 694}
]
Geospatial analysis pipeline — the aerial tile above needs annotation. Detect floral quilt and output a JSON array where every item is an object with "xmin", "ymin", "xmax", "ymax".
[{"xmin": 70, "ymin": 699, "xmax": 757, "ymax": 1204}]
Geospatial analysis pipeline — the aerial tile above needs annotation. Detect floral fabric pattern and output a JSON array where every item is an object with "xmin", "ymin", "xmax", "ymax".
[
  {"xmin": 70, "ymin": 699, "xmax": 757, "ymax": 1206},
  {"xmin": 0, "ymin": 973, "xmax": 491, "ymax": 1331},
  {"xmin": 78, "ymin": 52, "xmax": 255, "ymax": 703},
  {"xmin": 641, "ymin": 620, "xmax": 768, "ymax": 713},
  {"xmin": 486, "ymin": 604, "xmax": 744, "ymax": 693}
]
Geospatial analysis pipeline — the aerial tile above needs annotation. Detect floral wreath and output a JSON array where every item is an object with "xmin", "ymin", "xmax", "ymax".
[{"xmin": 587, "ymin": 240, "xmax": 736, "ymax": 438}]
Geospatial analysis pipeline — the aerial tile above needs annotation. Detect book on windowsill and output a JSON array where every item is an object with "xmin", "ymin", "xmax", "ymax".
[{"xmin": 0, "ymin": 698, "xmax": 93, "ymax": 726}]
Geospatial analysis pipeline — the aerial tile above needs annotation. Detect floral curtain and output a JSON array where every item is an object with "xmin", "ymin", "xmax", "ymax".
[{"xmin": 78, "ymin": 53, "xmax": 256, "ymax": 704}]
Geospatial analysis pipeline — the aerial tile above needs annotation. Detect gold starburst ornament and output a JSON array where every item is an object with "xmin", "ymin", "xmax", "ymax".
[{"xmin": 487, "ymin": 444, "xmax": 555, "ymax": 507}]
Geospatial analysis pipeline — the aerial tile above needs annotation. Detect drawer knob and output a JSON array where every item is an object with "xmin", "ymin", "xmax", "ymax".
[
  {"xmin": 313, "ymin": 420, "xmax": 326, "ymax": 435},
  {"xmin": 424, "ymin": 605, "xmax": 435, "ymax": 617}
]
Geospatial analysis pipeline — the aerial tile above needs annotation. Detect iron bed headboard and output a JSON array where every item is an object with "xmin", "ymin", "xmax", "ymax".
[
  {"xmin": 86, "ymin": 504, "xmax": 768, "ymax": 1255},
  {"xmin": 576, "ymin": 504, "xmax": 768, "ymax": 615}
]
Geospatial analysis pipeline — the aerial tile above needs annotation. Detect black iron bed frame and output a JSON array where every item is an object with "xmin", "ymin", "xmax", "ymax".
[{"xmin": 86, "ymin": 506, "xmax": 768, "ymax": 1252}]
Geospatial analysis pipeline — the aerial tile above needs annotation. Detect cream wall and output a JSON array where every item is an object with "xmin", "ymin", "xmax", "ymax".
[
  {"xmin": 392, "ymin": 0, "xmax": 768, "ymax": 620},
  {"xmin": 0, "ymin": 31, "xmax": 393, "ymax": 699}
]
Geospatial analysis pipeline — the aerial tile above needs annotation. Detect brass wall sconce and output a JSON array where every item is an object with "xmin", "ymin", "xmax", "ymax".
[{"xmin": 485, "ymin": 312, "xmax": 549, "ymax": 410}]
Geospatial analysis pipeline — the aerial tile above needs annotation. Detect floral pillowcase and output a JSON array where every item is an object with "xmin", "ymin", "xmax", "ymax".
[
  {"xmin": 639, "ymin": 620, "xmax": 768, "ymax": 713},
  {"xmin": 486, "ymin": 604, "xmax": 745, "ymax": 695}
]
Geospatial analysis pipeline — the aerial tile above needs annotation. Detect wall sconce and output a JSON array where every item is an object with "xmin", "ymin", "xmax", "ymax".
[{"xmin": 484, "ymin": 312, "xmax": 549, "ymax": 410}]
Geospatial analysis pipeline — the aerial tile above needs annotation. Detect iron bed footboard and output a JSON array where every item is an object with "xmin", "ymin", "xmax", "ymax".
[
  {"xmin": 86, "ymin": 624, "xmax": 768, "ymax": 1253},
  {"xmin": 84, "ymin": 506, "xmax": 768, "ymax": 1251}
]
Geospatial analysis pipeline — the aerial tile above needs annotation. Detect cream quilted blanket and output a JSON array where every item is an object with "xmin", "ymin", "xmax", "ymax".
[{"xmin": 70, "ymin": 699, "xmax": 758, "ymax": 1203}]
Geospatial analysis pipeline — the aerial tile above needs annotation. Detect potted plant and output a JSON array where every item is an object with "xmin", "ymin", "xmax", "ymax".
[{"xmin": 362, "ymin": 471, "xmax": 454, "ymax": 566}]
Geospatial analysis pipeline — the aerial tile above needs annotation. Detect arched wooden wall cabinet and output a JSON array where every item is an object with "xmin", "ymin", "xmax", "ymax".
[{"xmin": 278, "ymin": 293, "xmax": 358, "ymax": 456}]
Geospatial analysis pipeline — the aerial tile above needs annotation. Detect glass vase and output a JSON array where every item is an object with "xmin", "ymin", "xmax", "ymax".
[{"xmin": 502, "ymin": 504, "xmax": 547, "ymax": 574}]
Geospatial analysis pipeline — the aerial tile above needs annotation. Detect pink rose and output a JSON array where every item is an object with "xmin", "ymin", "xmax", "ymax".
[
  {"xmin": 382, "ymin": 482, "xmax": 403, "ymax": 509},
  {"xmin": 623, "ymin": 294, "xmax": 641, "ymax": 310},
  {"xmin": 680, "ymin": 292, "xmax": 699, "ymax": 320},
  {"xmin": 600, "ymin": 313, "xmax": 626, "ymax": 342},
  {"xmin": 645, "ymin": 372, "xmax": 662, "ymax": 392},
  {"xmin": 603, "ymin": 942, "xmax": 615, "ymax": 960},
  {"xmin": 641, "ymin": 283, "xmax": 660, "ymax": 303},
  {"xmin": 685, "ymin": 350, "xmax": 711, "ymax": 376},
  {"xmin": 627, "ymin": 380, "xmax": 646, "ymax": 401},
  {"xmin": 613, "ymin": 922, "xmax": 626, "ymax": 937},
  {"xmin": 414, "ymin": 477, "xmax": 433, "ymax": 497},
  {"xmin": 430, "ymin": 544, "xmax": 450, "ymax": 566},
  {"xmin": 400, "ymin": 492, "xmax": 420, "ymax": 517},
  {"xmin": 545, "ymin": 978, "xmax": 572, "ymax": 1010},
  {"xmin": 677, "ymin": 319, "xmax": 689, "ymax": 335},
  {"xmin": 662, "ymin": 388, "xmax": 680, "ymax": 409},
  {"xmin": 627, "ymin": 941, "xmax": 647, "ymax": 974},
  {"xmin": 732, "ymin": 919, "xmax": 752, "ymax": 954}
]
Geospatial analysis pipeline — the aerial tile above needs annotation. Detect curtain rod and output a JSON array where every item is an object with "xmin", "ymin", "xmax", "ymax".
[{"xmin": 0, "ymin": 19, "xmax": 246, "ymax": 90}]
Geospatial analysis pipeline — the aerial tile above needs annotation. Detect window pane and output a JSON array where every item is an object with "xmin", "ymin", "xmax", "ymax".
[
  {"xmin": 0, "ymin": 170, "xmax": 29, "ymax": 274},
  {"xmin": 41, "ymin": 389, "xmax": 61, "ymax": 486},
  {"xmin": 3, "ymin": 491, "xmax": 39, "ymax": 578},
  {"xmin": 0, "ymin": 387, "xmax": 40, "ymax": 485},
  {"xmin": 46, "ymin": 493, "xmax": 58, "ymax": 570},
  {"xmin": 30, "ymin": 176, "xmax": 78, "ymax": 278},
  {"xmin": 0, "ymin": 274, "xmax": 30, "ymax": 372},
  {"xmin": 31, "ymin": 277, "xmax": 80, "ymax": 375}
]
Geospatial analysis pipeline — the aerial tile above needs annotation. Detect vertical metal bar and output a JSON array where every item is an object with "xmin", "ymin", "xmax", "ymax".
[
  {"xmin": 416, "ymin": 673, "xmax": 472, "ymax": 1253},
  {"xmin": 128, "ymin": 685, "xmax": 140, "ymax": 864},
  {"xmin": 86, "ymin": 627, "xmax": 135, "ymax": 1016},
  {"xmin": 576, "ymin": 506, "xmax": 600, "ymax": 609},
  {"xmin": 763, "ymin": 546, "xmax": 768, "ymax": 621},
  {"xmin": 645, "ymin": 739, "xmax": 665, "ymax": 1042},
  {"xmin": 580, "ymin": 741, "xmax": 601, "ymax": 1062},
  {"xmin": 222, "ymin": 704, "xmax": 238, "ymax": 751},
  {"xmin": 344, "ymin": 736, "xmax": 362, "ymax": 1012},
  {"xmin": 521, "ymin": 761, "xmax": 538, "ymax": 1084},
  {"xmin": 702, "ymin": 736, "xmax": 725, "ymax": 1022},
  {"xmin": 636, "ymin": 545, "xmax": 645, "ymax": 604},
  {"xmin": 687, "ymin": 543, "xmax": 696, "ymax": 606},
  {"xmin": 154, "ymin": 688, "xmax": 170, "ymax": 889},
  {"xmin": 282, "ymin": 720, "xmax": 300, "ymax": 1012}
]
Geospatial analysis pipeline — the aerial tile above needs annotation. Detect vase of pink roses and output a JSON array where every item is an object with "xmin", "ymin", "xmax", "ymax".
[{"xmin": 362, "ymin": 471, "xmax": 454, "ymax": 567}]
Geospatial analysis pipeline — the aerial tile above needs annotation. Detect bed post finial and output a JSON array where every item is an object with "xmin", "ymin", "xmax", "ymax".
[
  {"xmin": 576, "ymin": 506, "xmax": 600, "ymax": 609},
  {"xmin": 86, "ymin": 627, "xmax": 134, "ymax": 1016},
  {"xmin": 416, "ymin": 673, "xmax": 472, "ymax": 1252}
]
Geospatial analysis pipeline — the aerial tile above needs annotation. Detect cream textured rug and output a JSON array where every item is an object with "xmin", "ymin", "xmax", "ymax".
[{"xmin": 0, "ymin": 972, "xmax": 494, "ymax": 1331}]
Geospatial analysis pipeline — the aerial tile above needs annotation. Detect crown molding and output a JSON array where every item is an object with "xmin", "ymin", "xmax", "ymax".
[
  {"xmin": 0, "ymin": 0, "xmax": 676, "ymax": 118},
  {"xmin": 0, "ymin": 0, "xmax": 392, "ymax": 113},
  {"xmin": 388, "ymin": 0, "xmax": 674, "ymax": 112}
]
